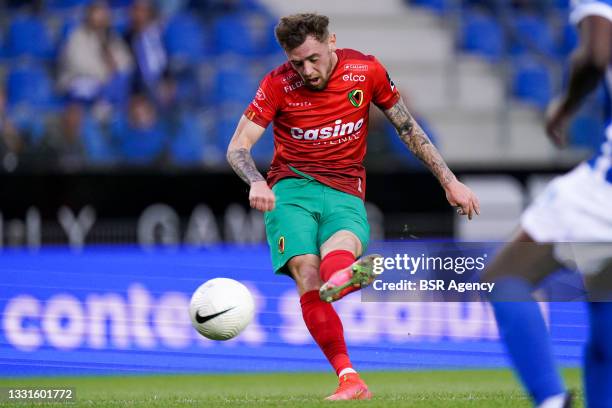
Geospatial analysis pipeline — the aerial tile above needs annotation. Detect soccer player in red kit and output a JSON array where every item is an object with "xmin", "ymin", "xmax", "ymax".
[{"xmin": 227, "ymin": 13, "xmax": 480, "ymax": 400}]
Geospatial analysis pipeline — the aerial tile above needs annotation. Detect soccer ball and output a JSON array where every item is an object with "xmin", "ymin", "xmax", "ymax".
[{"xmin": 189, "ymin": 278, "xmax": 255, "ymax": 341}]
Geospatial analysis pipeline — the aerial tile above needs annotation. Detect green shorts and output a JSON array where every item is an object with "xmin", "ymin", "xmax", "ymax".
[{"xmin": 264, "ymin": 173, "xmax": 370, "ymax": 275}]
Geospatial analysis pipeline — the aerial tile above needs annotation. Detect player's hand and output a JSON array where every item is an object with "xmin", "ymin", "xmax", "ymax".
[
  {"xmin": 249, "ymin": 180, "xmax": 276, "ymax": 212},
  {"xmin": 444, "ymin": 180, "xmax": 480, "ymax": 220},
  {"xmin": 545, "ymin": 97, "xmax": 570, "ymax": 147}
]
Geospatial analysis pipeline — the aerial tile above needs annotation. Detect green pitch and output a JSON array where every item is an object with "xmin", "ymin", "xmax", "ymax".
[{"xmin": 0, "ymin": 369, "xmax": 582, "ymax": 407}]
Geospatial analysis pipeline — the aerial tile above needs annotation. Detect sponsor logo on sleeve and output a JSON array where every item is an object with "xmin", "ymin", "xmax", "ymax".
[
  {"xmin": 256, "ymin": 88, "xmax": 266, "ymax": 101},
  {"xmin": 246, "ymin": 109, "xmax": 256, "ymax": 120},
  {"xmin": 252, "ymin": 100, "xmax": 263, "ymax": 112}
]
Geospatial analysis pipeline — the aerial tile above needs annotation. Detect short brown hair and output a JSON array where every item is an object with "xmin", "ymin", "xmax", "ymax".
[{"xmin": 275, "ymin": 13, "xmax": 330, "ymax": 51}]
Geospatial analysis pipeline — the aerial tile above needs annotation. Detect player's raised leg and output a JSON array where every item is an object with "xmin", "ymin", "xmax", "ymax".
[
  {"xmin": 288, "ymin": 254, "xmax": 372, "ymax": 400},
  {"xmin": 483, "ymin": 230, "xmax": 570, "ymax": 408},
  {"xmin": 318, "ymin": 230, "xmax": 380, "ymax": 303}
]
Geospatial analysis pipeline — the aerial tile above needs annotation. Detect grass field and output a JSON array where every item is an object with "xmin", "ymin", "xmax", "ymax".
[{"xmin": 0, "ymin": 369, "xmax": 582, "ymax": 407}]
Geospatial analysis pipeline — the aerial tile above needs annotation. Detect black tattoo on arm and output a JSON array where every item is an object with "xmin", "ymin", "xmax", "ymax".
[
  {"xmin": 227, "ymin": 148, "xmax": 265, "ymax": 185},
  {"xmin": 384, "ymin": 99, "xmax": 456, "ymax": 186}
]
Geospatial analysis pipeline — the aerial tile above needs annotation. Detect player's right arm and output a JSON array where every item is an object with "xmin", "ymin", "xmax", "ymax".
[
  {"xmin": 226, "ymin": 116, "xmax": 276, "ymax": 212},
  {"xmin": 369, "ymin": 56, "xmax": 479, "ymax": 218},
  {"xmin": 383, "ymin": 98, "xmax": 480, "ymax": 220},
  {"xmin": 546, "ymin": 15, "xmax": 612, "ymax": 146}
]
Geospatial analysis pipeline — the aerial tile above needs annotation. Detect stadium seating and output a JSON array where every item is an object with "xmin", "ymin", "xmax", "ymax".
[
  {"xmin": 6, "ymin": 63, "xmax": 56, "ymax": 108},
  {"xmin": 213, "ymin": 13, "xmax": 258, "ymax": 56},
  {"xmin": 511, "ymin": 56, "xmax": 552, "ymax": 109},
  {"xmin": 552, "ymin": 0, "xmax": 570, "ymax": 11},
  {"xmin": 251, "ymin": 126, "xmax": 274, "ymax": 163},
  {"xmin": 213, "ymin": 103, "xmax": 272, "ymax": 164},
  {"xmin": 169, "ymin": 112, "xmax": 207, "ymax": 165},
  {"xmin": 558, "ymin": 21, "xmax": 578, "ymax": 57},
  {"xmin": 4, "ymin": 13, "xmax": 54, "ymax": 59},
  {"xmin": 216, "ymin": 105, "xmax": 242, "ymax": 145},
  {"xmin": 0, "ymin": 33, "xmax": 5, "ymax": 60},
  {"xmin": 163, "ymin": 12, "xmax": 210, "ymax": 63},
  {"xmin": 108, "ymin": 0, "xmax": 133, "ymax": 8},
  {"xmin": 214, "ymin": 65, "xmax": 258, "ymax": 105},
  {"xmin": 46, "ymin": 0, "xmax": 90, "ymax": 10},
  {"xmin": 213, "ymin": 12, "xmax": 276, "ymax": 56},
  {"xmin": 460, "ymin": 11, "xmax": 504, "ymax": 61},
  {"xmin": 408, "ymin": 0, "xmax": 453, "ymax": 15},
  {"xmin": 508, "ymin": 13, "xmax": 556, "ymax": 58},
  {"xmin": 409, "ymin": 0, "xmax": 587, "ymax": 143}
]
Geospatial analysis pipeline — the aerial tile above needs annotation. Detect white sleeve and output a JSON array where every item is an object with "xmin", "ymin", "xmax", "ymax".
[{"xmin": 570, "ymin": 1, "xmax": 612, "ymax": 25}]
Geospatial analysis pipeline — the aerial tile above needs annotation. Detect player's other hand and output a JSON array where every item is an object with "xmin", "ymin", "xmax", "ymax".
[
  {"xmin": 545, "ymin": 97, "xmax": 570, "ymax": 147},
  {"xmin": 444, "ymin": 180, "xmax": 480, "ymax": 220},
  {"xmin": 249, "ymin": 180, "xmax": 276, "ymax": 212}
]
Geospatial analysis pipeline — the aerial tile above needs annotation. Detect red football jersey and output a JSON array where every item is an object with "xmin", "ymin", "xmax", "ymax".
[{"xmin": 244, "ymin": 48, "xmax": 401, "ymax": 200}]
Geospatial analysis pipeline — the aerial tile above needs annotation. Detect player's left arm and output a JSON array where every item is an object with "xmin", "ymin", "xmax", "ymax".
[
  {"xmin": 383, "ymin": 98, "xmax": 480, "ymax": 219},
  {"xmin": 546, "ymin": 15, "xmax": 612, "ymax": 146}
]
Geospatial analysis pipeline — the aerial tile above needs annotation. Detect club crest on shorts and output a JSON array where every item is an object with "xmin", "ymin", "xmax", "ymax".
[
  {"xmin": 348, "ymin": 89, "xmax": 364, "ymax": 108},
  {"xmin": 278, "ymin": 236, "xmax": 285, "ymax": 254}
]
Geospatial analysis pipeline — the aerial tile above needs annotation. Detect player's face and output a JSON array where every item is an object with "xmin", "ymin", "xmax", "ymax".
[{"xmin": 286, "ymin": 34, "xmax": 338, "ymax": 91}]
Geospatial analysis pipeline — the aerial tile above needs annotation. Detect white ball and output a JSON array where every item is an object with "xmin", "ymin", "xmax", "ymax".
[{"xmin": 189, "ymin": 278, "xmax": 255, "ymax": 341}]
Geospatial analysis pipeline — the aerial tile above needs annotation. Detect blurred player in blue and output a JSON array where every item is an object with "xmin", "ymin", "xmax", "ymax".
[{"xmin": 483, "ymin": 1, "xmax": 612, "ymax": 407}]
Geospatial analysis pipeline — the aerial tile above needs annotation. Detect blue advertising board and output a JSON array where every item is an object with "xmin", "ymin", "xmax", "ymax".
[{"xmin": 0, "ymin": 245, "xmax": 587, "ymax": 377}]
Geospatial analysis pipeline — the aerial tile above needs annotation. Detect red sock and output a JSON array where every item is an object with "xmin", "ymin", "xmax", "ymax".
[
  {"xmin": 320, "ymin": 249, "xmax": 355, "ymax": 282},
  {"xmin": 300, "ymin": 290, "xmax": 352, "ymax": 375}
]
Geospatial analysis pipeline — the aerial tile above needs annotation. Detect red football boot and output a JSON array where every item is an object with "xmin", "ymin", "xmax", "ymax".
[{"xmin": 325, "ymin": 373, "xmax": 372, "ymax": 401}]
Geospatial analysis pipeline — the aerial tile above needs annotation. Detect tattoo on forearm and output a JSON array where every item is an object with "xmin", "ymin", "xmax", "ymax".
[
  {"xmin": 227, "ymin": 148, "xmax": 265, "ymax": 185},
  {"xmin": 384, "ymin": 100, "xmax": 456, "ymax": 186}
]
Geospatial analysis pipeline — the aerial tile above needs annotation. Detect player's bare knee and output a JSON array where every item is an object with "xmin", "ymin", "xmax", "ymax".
[
  {"xmin": 288, "ymin": 255, "xmax": 322, "ymax": 293},
  {"xmin": 320, "ymin": 230, "xmax": 362, "ymax": 258}
]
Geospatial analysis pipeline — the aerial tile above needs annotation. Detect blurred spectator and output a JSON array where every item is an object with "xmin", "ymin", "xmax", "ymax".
[
  {"xmin": 112, "ymin": 92, "xmax": 167, "ymax": 165},
  {"xmin": 58, "ymin": 0, "xmax": 133, "ymax": 105},
  {"xmin": 40, "ymin": 103, "xmax": 88, "ymax": 171},
  {"xmin": 124, "ymin": 0, "xmax": 175, "ymax": 108},
  {"xmin": 0, "ymin": 88, "xmax": 26, "ymax": 171}
]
